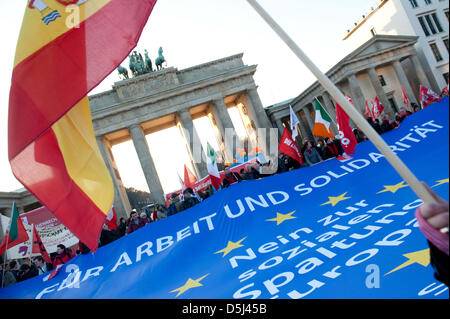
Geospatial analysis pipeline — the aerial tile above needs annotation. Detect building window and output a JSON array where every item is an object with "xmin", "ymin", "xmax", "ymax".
[
  {"xmin": 443, "ymin": 72, "xmax": 449, "ymax": 83},
  {"xmin": 409, "ymin": 0, "xmax": 418, "ymax": 8},
  {"xmin": 418, "ymin": 13, "xmax": 444, "ymax": 36},
  {"xmin": 445, "ymin": 10, "xmax": 449, "ymax": 22},
  {"xmin": 378, "ymin": 75, "xmax": 387, "ymax": 87},
  {"xmin": 429, "ymin": 42, "xmax": 443, "ymax": 62},
  {"xmin": 418, "ymin": 16, "xmax": 431, "ymax": 36},
  {"xmin": 444, "ymin": 38, "xmax": 449, "ymax": 53},
  {"xmin": 431, "ymin": 13, "xmax": 443, "ymax": 32},
  {"xmin": 424, "ymin": 0, "xmax": 432, "ymax": 4}
]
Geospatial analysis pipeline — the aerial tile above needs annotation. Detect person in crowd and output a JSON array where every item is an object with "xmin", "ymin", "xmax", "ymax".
[
  {"xmin": 316, "ymin": 139, "xmax": 326, "ymax": 158},
  {"xmin": 53, "ymin": 244, "xmax": 74, "ymax": 268},
  {"xmin": 181, "ymin": 188, "xmax": 200, "ymax": 210},
  {"xmin": 18, "ymin": 263, "xmax": 38, "ymax": 282},
  {"xmin": 302, "ymin": 141, "xmax": 323, "ymax": 166},
  {"xmin": 221, "ymin": 166, "xmax": 243, "ymax": 188},
  {"xmin": 415, "ymin": 183, "xmax": 448, "ymax": 286},
  {"xmin": 368, "ymin": 118, "xmax": 382, "ymax": 134},
  {"xmin": 395, "ymin": 107, "xmax": 412, "ymax": 125},
  {"xmin": 168, "ymin": 193, "xmax": 182, "ymax": 216},
  {"xmin": 411, "ymin": 102, "xmax": 421, "ymax": 113},
  {"xmin": 140, "ymin": 212, "xmax": 151, "ymax": 224},
  {"xmin": 352, "ymin": 128, "xmax": 367, "ymax": 143},
  {"xmin": 380, "ymin": 113, "xmax": 397, "ymax": 133},
  {"xmin": 100, "ymin": 222, "xmax": 119, "ymax": 247},
  {"xmin": 78, "ymin": 241, "xmax": 91, "ymax": 255},
  {"xmin": 276, "ymin": 153, "xmax": 288, "ymax": 174},
  {"xmin": 0, "ymin": 263, "xmax": 16, "ymax": 287},
  {"xmin": 33, "ymin": 256, "xmax": 53, "ymax": 275},
  {"xmin": 126, "ymin": 210, "xmax": 147, "ymax": 235},
  {"xmin": 8, "ymin": 260, "xmax": 19, "ymax": 281},
  {"xmin": 239, "ymin": 168, "xmax": 249, "ymax": 180},
  {"xmin": 197, "ymin": 190, "xmax": 210, "ymax": 201},
  {"xmin": 323, "ymin": 138, "xmax": 340, "ymax": 159},
  {"xmin": 152, "ymin": 204, "xmax": 168, "ymax": 221},
  {"xmin": 116, "ymin": 217, "xmax": 128, "ymax": 238}
]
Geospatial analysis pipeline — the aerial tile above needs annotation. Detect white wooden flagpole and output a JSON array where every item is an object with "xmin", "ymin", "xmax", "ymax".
[{"xmin": 246, "ymin": 0, "xmax": 436, "ymax": 203}]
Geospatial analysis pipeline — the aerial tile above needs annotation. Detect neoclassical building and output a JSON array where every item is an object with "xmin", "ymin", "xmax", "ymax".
[
  {"xmin": 89, "ymin": 53, "xmax": 274, "ymax": 218},
  {"xmin": 266, "ymin": 34, "xmax": 434, "ymax": 142}
]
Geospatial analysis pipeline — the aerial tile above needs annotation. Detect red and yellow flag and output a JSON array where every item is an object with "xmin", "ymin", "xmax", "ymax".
[{"xmin": 8, "ymin": 0, "xmax": 157, "ymax": 252}]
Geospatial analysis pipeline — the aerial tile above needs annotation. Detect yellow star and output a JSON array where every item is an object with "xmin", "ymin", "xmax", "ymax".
[
  {"xmin": 170, "ymin": 274, "xmax": 209, "ymax": 297},
  {"xmin": 385, "ymin": 249, "xmax": 430, "ymax": 276},
  {"xmin": 320, "ymin": 192, "xmax": 351, "ymax": 207},
  {"xmin": 432, "ymin": 178, "xmax": 449, "ymax": 188},
  {"xmin": 377, "ymin": 181, "xmax": 409, "ymax": 194},
  {"xmin": 214, "ymin": 237, "xmax": 246, "ymax": 257},
  {"xmin": 266, "ymin": 211, "xmax": 297, "ymax": 226}
]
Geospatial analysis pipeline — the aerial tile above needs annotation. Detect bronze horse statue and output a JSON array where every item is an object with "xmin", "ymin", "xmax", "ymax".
[
  {"xmin": 117, "ymin": 65, "xmax": 129, "ymax": 80},
  {"xmin": 155, "ymin": 47, "xmax": 166, "ymax": 71}
]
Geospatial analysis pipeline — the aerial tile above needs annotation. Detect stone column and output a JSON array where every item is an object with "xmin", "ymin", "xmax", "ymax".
[
  {"xmin": 410, "ymin": 54, "xmax": 432, "ymax": 89},
  {"xmin": 301, "ymin": 105, "xmax": 315, "ymax": 141},
  {"xmin": 129, "ymin": 124, "xmax": 165, "ymax": 204},
  {"xmin": 367, "ymin": 67, "xmax": 394, "ymax": 116},
  {"xmin": 244, "ymin": 88, "xmax": 274, "ymax": 155},
  {"xmin": 297, "ymin": 117, "xmax": 309, "ymax": 142},
  {"xmin": 96, "ymin": 136, "xmax": 131, "ymax": 219},
  {"xmin": 247, "ymin": 88, "xmax": 274, "ymax": 129},
  {"xmin": 177, "ymin": 109, "xmax": 209, "ymax": 179},
  {"xmin": 392, "ymin": 60, "xmax": 418, "ymax": 110},
  {"xmin": 348, "ymin": 73, "xmax": 366, "ymax": 114},
  {"xmin": 275, "ymin": 118, "xmax": 285, "ymax": 137},
  {"xmin": 210, "ymin": 98, "xmax": 236, "ymax": 162}
]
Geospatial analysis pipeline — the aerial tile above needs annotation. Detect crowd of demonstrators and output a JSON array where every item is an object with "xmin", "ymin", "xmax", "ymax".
[{"xmin": 1, "ymin": 101, "xmax": 434, "ymax": 289}]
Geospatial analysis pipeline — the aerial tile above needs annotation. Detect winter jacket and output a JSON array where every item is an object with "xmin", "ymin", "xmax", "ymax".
[{"xmin": 53, "ymin": 252, "xmax": 74, "ymax": 268}]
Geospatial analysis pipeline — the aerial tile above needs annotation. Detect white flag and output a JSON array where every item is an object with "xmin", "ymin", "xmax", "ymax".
[{"xmin": 289, "ymin": 105, "xmax": 299, "ymax": 140}]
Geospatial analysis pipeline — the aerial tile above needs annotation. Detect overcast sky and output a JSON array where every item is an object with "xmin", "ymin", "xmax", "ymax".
[{"xmin": 0, "ymin": 0, "xmax": 378, "ymax": 195}]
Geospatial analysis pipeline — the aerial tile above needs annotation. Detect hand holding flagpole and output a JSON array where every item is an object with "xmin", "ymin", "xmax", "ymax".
[{"xmin": 246, "ymin": 0, "xmax": 436, "ymax": 204}]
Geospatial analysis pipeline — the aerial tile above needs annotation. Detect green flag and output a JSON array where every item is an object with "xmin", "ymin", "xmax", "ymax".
[{"xmin": 8, "ymin": 202, "xmax": 20, "ymax": 242}]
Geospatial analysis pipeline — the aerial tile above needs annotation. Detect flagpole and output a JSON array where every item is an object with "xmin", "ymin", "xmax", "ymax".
[
  {"xmin": 246, "ymin": 0, "xmax": 437, "ymax": 204},
  {"xmin": 1, "ymin": 230, "xmax": 10, "ymax": 289}
]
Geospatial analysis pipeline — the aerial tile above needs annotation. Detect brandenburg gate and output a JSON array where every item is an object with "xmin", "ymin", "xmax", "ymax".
[{"xmin": 89, "ymin": 53, "xmax": 275, "ymax": 219}]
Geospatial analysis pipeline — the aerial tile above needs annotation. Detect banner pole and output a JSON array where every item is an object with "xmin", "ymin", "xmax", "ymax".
[
  {"xmin": 246, "ymin": 0, "xmax": 436, "ymax": 203},
  {"xmin": 1, "ymin": 235, "xmax": 10, "ymax": 288}
]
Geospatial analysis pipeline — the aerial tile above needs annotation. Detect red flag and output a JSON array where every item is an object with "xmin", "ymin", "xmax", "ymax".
[
  {"xmin": 420, "ymin": 85, "xmax": 441, "ymax": 107},
  {"xmin": 440, "ymin": 86, "xmax": 449, "ymax": 98},
  {"xmin": 335, "ymin": 102, "xmax": 357, "ymax": 155},
  {"xmin": 31, "ymin": 224, "xmax": 51, "ymax": 263},
  {"xmin": 364, "ymin": 100, "xmax": 374, "ymax": 121},
  {"xmin": 372, "ymin": 96, "xmax": 384, "ymax": 118},
  {"xmin": 279, "ymin": 128, "xmax": 303, "ymax": 165},
  {"xmin": 0, "ymin": 215, "xmax": 29, "ymax": 256},
  {"xmin": 401, "ymin": 87, "xmax": 409, "ymax": 106},
  {"xmin": 106, "ymin": 206, "xmax": 118, "ymax": 230},
  {"xmin": 184, "ymin": 164, "xmax": 198, "ymax": 189}
]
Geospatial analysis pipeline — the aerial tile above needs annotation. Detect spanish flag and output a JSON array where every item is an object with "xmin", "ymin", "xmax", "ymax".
[{"xmin": 8, "ymin": 0, "xmax": 157, "ymax": 252}]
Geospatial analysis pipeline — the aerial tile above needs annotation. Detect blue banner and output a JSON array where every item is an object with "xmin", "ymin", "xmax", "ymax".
[{"xmin": 1, "ymin": 98, "xmax": 449, "ymax": 299}]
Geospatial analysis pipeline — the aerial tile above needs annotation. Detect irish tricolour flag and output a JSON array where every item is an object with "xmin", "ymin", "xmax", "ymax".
[
  {"xmin": 207, "ymin": 143, "xmax": 221, "ymax": 191},
  {"xmin": 312, "ymin": 98, "xmax": 334, "ymax": 139}
]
